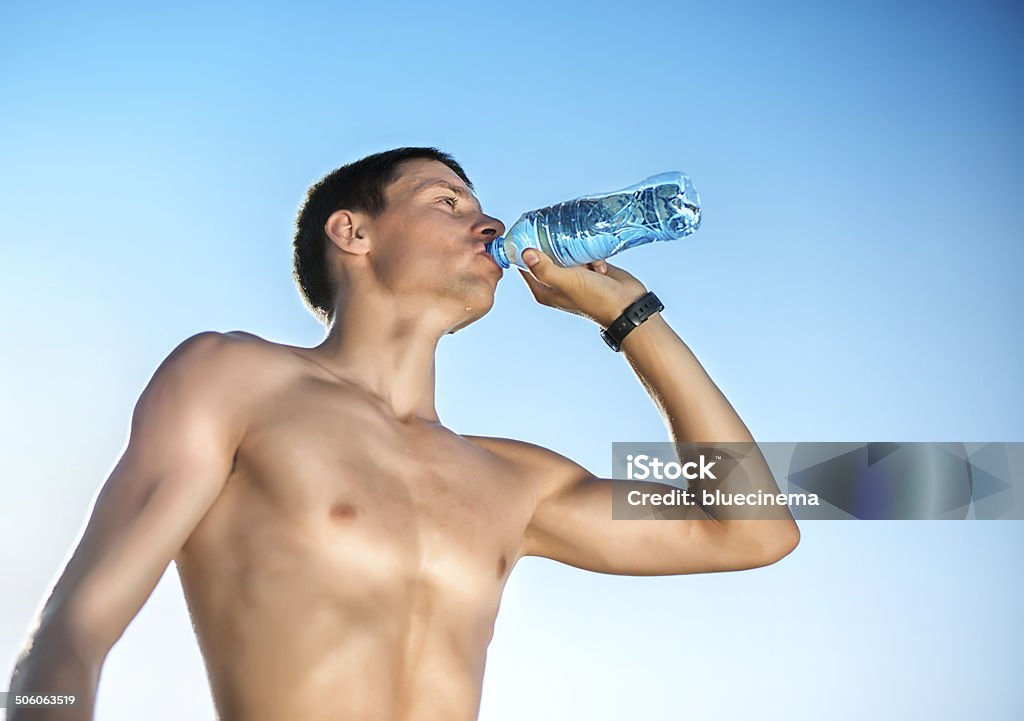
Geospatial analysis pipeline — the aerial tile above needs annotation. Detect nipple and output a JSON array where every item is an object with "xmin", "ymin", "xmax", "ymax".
[{"xmin": 329, "ymin": 502, "xmax": 359, "ymax": 522}]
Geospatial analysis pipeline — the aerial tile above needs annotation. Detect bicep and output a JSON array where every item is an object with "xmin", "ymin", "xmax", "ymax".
[
  {"xmin": 521, "ymin": 451, "xmax": 775, "ymax": 576},
  {"xmin": 43, "ymin": 332, "xmax": 245, "ymax": 655}
]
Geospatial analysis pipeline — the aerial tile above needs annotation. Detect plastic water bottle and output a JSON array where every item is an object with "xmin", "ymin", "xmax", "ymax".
[{"xmin": 485, "ymin": 171, "xmax": 701, "ymax": 269}]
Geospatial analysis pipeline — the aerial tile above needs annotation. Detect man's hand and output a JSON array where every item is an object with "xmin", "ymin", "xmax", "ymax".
[{"xmin": 518, "ymin": 248, "xmax": 649, "ymax": 327}]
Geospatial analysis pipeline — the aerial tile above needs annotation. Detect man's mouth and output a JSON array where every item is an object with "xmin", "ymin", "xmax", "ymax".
[{"xmin": 475, "ymin": 244, "xmax": 502, "ymax": 272}]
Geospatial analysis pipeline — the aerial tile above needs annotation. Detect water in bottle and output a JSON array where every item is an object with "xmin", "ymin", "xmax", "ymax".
[{"xmin": 485, "ymin": 171, "xmax": 701, "ymax": 269}]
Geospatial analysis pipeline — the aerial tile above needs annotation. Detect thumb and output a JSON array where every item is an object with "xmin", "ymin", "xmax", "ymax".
[
  {"xmin": 522, "ymin": 248, "xmax": 543, "ymax": 268},
  {"xmin": 522, "ymin": 248, "xmax": 561, "ymax": 283}
]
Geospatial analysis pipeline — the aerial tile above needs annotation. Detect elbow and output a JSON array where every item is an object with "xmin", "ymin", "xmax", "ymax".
[
  {"xmin": 758, "ymin": 522, "xmax": 800, "ymax": 566},
  {"xmin": 10, "ymin": 609, "xmax": 104, "ymax": 691},
  {"xmin": 709, "ymin": 520, "xmax": 800, "ymax": 572},
  {"xmin": 39, "ymin": 596, "xmax": 118, "ymax": 667}
]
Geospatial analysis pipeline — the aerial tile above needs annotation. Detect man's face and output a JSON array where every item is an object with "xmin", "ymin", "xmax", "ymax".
[{"xmin": 366, "ymin": 159, "xmax": 506, "ymax": 317}]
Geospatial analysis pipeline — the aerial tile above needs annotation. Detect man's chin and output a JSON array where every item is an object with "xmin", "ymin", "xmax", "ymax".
[{"xmin": 446, "ymin": 301, "xmax": 493, "ymax": 335}]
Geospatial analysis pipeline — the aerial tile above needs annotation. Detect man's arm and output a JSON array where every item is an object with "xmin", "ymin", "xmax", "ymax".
[
  {"xmin": 7, "ymin": 332, "xmax": 247, "ymax": 720},
  {"xmin": 513, "ymin": 250, "xmax": 799, "ymax": 575}
]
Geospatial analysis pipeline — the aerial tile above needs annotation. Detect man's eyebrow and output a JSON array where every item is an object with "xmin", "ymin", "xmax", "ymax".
[{"xmin": 414, "ymin": 179, "xmax": 480, "ymax": 206}]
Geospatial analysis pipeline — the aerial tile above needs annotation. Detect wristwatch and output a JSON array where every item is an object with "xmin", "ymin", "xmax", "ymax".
[{"xmin": 600, "ymin": 291, "xmax": 664, "ymax": 352}]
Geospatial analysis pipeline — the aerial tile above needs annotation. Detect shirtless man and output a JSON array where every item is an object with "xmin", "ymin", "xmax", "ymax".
[{"xmin": 8, "ymin": 147, "xmax": 799, "ymax": 721}]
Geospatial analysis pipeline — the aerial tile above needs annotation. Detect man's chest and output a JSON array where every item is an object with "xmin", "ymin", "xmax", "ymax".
[{"xmin": 209, "ymin": 382, "xmax": 534, "ymax": 590}]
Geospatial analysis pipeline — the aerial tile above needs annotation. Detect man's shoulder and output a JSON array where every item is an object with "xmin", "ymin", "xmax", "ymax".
[
  {"xmin": 460, "ymin": 435, "xmax": 593, "ymax": 494},
  {"xmin": 171, "ymin": 330, "xmax": 278, "ymax": 368},
  {"xmin": 461, "ymin": 434, "xmax": 548, "ymax": 461},
  {"xmin": 222, "ymin": 330, "xmax": 268, "ymax": 344},
  {"xmin": 204, "ymin": 330, "xmax": 306, "ymax": 364},
  {"xmin": 219, "ymin": 330, "xmax": 327, "ymax": 370},
  {"xmin": 157, "ymin": 330, "xmax": 299, "ymax": 399}
]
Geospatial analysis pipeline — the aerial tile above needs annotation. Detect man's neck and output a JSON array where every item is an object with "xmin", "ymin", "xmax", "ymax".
[{"xmin": 304, "ymin": 292, "xmax": 454, "ymax": 425}]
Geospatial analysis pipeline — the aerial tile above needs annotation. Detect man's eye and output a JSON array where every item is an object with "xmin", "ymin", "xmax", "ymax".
[{"xmin": 442, "ymin": 196, "xmax": 458, "ymax": 208}]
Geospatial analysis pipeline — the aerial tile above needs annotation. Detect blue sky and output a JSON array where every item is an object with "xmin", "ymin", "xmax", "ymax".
[{"xmin": 2, "ymin": 1, "xmax": 1022, "ymax": 719}]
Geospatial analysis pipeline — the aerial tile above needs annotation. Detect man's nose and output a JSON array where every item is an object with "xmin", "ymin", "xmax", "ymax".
[{"xmin": 476, "ymin": 214, "xmax": 506, "ymax": 239}]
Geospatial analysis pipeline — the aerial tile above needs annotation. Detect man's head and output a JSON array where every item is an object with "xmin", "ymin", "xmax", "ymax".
[{"xmin": 292, "ymin": 147, "xmax": 505, "ymax": 328}]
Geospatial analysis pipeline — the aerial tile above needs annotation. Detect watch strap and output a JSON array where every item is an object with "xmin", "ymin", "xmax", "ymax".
[{"xmin": 600, "ymin": 291, "xmax": 663, "ymax": 352}]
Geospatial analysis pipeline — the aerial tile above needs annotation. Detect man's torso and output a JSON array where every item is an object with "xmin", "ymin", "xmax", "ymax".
[{"xmin": 175, "ymin": 331, "xmax": 536, "ymax": 721}]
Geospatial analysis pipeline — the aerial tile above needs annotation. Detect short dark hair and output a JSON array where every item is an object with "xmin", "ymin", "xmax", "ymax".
[{"xmin": 292, "ymin": 147, "xmax": 474, "ymax": 325}]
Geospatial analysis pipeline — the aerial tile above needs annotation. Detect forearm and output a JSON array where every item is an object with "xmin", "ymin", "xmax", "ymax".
[
  {"xmin": 619, "ymin": 314, "xmax": 753, "ymax": 443},
  {"xmin": 618, "ymin": 313, "xmax": 798, "ymax": 551},
  {"xmin": 8, "ymin": 618, "xmax": 100, "ymax": 721}
]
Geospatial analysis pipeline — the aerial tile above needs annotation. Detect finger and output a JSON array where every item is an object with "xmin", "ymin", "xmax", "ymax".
[
  {"xmin": 588, "ymin": 260, "xmax": 609, "ymax": 275},
  {"xmin": 522, "ymin": 248, "xmax": 572, "ymax": 287},
  {"xmin": 517, "ymin": 268, "xmax": 559, "ymax": 304},
  {"xmin": 601, "ymin": 262, "xmax": 633, "ymax": 281}
]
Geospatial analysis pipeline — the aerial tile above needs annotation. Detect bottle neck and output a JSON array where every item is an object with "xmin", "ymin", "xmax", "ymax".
[{"xmin": 485, "ymin": 238, "xmax": 510, "ymax": 269}]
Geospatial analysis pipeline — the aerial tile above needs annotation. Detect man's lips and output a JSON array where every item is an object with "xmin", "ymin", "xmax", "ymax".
[{"xmin": 475, "ymin": 244, "xmax": 502, "ymax": 272}]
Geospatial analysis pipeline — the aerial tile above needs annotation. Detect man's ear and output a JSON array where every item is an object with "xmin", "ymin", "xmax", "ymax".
[{"xmin": 325, "ymin": 209, "xmax": 371, "ymax": 256}]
